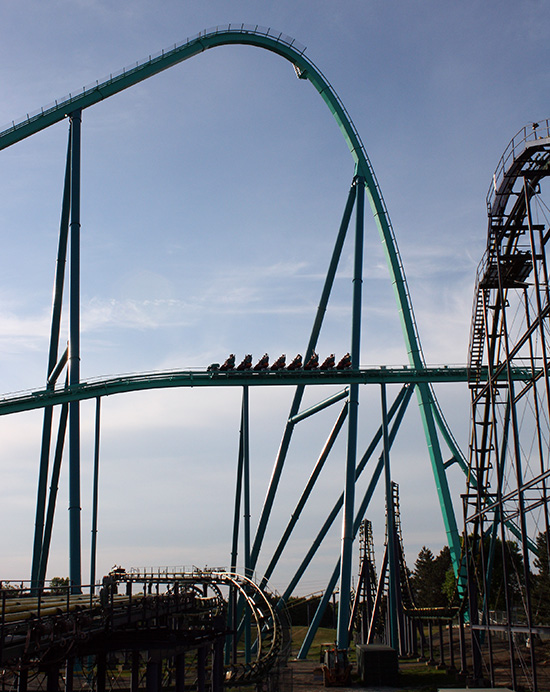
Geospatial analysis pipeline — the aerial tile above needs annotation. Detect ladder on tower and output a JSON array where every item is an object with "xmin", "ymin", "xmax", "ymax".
[{"xmin": 468, "ymin": 283, "xmax": 487, "ymax": 386}]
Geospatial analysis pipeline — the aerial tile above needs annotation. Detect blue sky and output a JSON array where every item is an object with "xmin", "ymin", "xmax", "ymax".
[{"xmin": 0, "ymin": 1, "xmax": 548, "ymax": 594}]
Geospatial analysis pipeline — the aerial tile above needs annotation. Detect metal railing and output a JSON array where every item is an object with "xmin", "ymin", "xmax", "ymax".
[
  {"xmin": 487, "ymin": 118, "xmax": 550, "ymax": 213},
  {"xmin": 0, "ymin": 25, "xmax": 306, "ymax": 140}
]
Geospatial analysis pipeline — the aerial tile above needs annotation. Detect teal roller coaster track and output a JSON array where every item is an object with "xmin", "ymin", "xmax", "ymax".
[{"xmin": 1, "ymin": 25, "xmax": 474, "ymax": 654}]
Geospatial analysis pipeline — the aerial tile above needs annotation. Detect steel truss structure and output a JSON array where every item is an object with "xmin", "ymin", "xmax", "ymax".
[
  {"xmin": 0, "ymin": 25, "xmax": 478, "ymax": 659},
  {"xmin": 0, "ymin": 568, "xmax": 290, "ymax": 691},
  {"xmin": 466, "ymin": 119, "xmax": 550, "ymax": 690}
]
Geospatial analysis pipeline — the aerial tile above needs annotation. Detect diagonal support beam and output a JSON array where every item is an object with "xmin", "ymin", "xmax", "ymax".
[{"xmin": 249, "ymin": 181, "xmax": 357, "ymax": 574}]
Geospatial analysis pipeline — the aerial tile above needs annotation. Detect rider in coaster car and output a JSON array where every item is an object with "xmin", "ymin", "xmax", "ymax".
[
  {"xmin": 237, "ymin": 354, "xmax": 253, "ymax": 370},
  {"xmin": 254, "ymin": 354, "xmax": 269, "ymax": 371},
  {"xmin": 304, "ymin": 351, "xmax": 319, "ymax": 370},
  {"xmin": 320, "ymin": 354, "xmax": 335, "ymax": 370},
  {"xmin": 271, "ymin": 354, "xmax": 286, "ymax": 370},
  {"xmin": 220, "ymin": 354, "xmax": 236, "ymax": 371},
  {"xmin": 336, "ymin": 353, "xmax": 352, "ymax": 369},
  {"xmin": 287, "ymin": 354, "xmax": 303, "ymax": 370}
]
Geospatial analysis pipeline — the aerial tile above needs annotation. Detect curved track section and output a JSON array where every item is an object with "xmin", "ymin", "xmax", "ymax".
[
  {"xmin": 0, "ymin": 24, "xmax": 464, "ymax": 567},
  {"xmin": 0, "ymin": 25, "xmax": 419, "ymax": 370},
  {"xmin": 466, "ymin": 119, "xmax": 550, "ymax": 690},
  {"xmin": 1, "ymin": 569, "xmax": 286, "ymax": 688},
  {"xmin": 120, "ymin": 569, "xmax": 287, "ymax": 685},
  {"xmin": 0, "ymin": 26, "xmax": 423, "ymax": 378}
]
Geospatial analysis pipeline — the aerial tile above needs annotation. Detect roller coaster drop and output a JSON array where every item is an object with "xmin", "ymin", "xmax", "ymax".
[{"xmin": 1, "ymin": 24, "xmax": 549, "ymax": 690}]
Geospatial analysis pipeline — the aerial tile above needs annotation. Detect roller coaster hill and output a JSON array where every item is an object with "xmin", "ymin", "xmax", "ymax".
[{"xmin": 1, "ymin": 24, "xmax": 550, "ymax": 692}]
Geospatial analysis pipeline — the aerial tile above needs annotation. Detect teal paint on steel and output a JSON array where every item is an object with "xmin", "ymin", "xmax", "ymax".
[
  {"xmin": 287, "ymin": 388, "xmax": 348, "ymax": 425},
  {"xmin": 431, "ymin": 394, "xmax": 468, "ymax": 474},
  {"xmin": 31, "ymin": 133, "xmax": 72, "ymax": 591},
  {"xmin": 337, "ymin": 177, "xmax": 365, "ymax": 650},
  {"xmin": 0, "ymin": 25, "xmax": 530, "ymax": 583},
  {"xmin": 259, "ymin": 404, "xmax": 348, "ymax": 591},
  {"xmin": 242, "ymin": 386, "xmax": 252, "ymax": 664},
  {"xmin": 231, "ymin": 403, "xmax": 245, "ymax": 574},
  {"xmin": 0, "ymin": 27, "xmax": 444, "ymax": 396},
  {"xmin": 0, "ymin": 26, "xmax": 426, "ymax": 408},
  {"xmin": 0, "ymin": 26, "xmax": 467, "ymax": 579},
  {"xmin": 298, "ymin": 562, "xmax": 340, "ymax": 660},
  {"xmin": 90, "ymin": 398, "xmax": 101, "ymax": 594},
  {"xmin": 415, "ymin": 380, "xmax": 461, "ymax": 573},
  {"xmin": 37, "ymin": 400, "xmax": 68, "ymax": 586},
  {"xmin": 297, "ymin": 383, "xmax": 414, "ymax": 659},
  {"xmin": 248, "ymin": 182, "xmax": 356, "ymax": 580},
  {"xmin": 228, "ymin": 402, "xmax": 245, "ymax": 666},
  {"xmin": 0, "ymin": 366, "xmax": 531, "ymax": 416},
  {"xmin": 32, "ymin": 416, "xmax": 52, "ymax": 589},
  {"xmin": 281, "ymin": 385, "xmax": 413, "ymax": 611},
  {"xmin": 382, "ymin": 384, "xmax": 399, "ymax": 650},
  {"xmin": 68, "ymin": 111, "xmax": 82, "ymax": 593}
]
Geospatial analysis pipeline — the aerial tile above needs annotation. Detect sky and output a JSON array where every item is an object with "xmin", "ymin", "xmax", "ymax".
[{"xmin": 0, "ymin": 0, "xmax": 548, "ymax": 596}]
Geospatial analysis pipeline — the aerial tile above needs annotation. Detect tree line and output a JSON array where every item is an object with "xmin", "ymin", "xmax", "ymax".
[{"xmin": 409, "ymin": 531, "xmax": 550, "ymax": 623}]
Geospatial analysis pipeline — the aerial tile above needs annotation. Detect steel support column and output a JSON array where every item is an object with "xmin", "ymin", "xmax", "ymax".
[
  {"xmin": 298, "ymin": 384, "xmax": 413, "ymax": 659},
  {"xmin": 417, "ymin": 382, "xmax": 461, "ymax": 572},
  {"xmin": 145, "ymin": 656, "xmax": 161, "ymax": 692},
  {"xmin": 68, "ymin": 110, "xmax": 82, "ymax": 592},
  {"xmin": 64, "ymin": 659, "xmax": 73, "ymax": 692},
  {"xmin": 197, "ymin": 646, "xmax": 206, "ymax": 692},
  {"xmin": 131, "ymin": 651, "xmax": 140, "ymax": 692},
  {"xmin": 285, "ymin": 384, "xmax": 413, "ymax": 614},
  {"xmin": 242, "ymin": 386, "xmax": 251, "ymax": 664},
  {"xmin": 17, "ymin": 669, "xmax": 28, "ymax": 692},
  {"xmin": 96, "ymin": 651, "xmax": 106, "ymax": 692},
  {"xmin": 212, "ymin": 638, "xmax": 225, "ymax": 692},
  {"xmin": 38, "ymin": 400, "xmax": 68, "ymax": 585},
  {"xmin": 227, "ymin": 397, "xmax": 245, "ymax": 664},
  {"xmin": 382, "ymin": 384, "xmax": 399, "ymax": 650},
  {"xmin": 259, "ymin": 404, "xmax": 348, "ymax": 590},
  {"xmin": 46, "ymin": 665, "xmax": 60, "ymax": 692},
  {"xmin": 249, "ymin": 182, "xmax": 356, "ymax": 573},
  {"xmin": 175, "ymin": 653, "xmax": 185, "ymax": 692},
  {"xmin": 31, "ymin": 132, "xmax": 72, "ymax": 590},
  {"xmin": 336, "ymin": 176, "xmax": 364, "ymax": 650},
  {"xmin": 230, "ymin": 401, "xmax": 245, "ymax": 574},
  {"xmin": 90, "ymin": 397, "xmax": 101, "ymax": 592}
]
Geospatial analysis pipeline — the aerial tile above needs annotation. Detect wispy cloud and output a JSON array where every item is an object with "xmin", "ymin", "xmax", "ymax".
[
  {"xmin": 0, "ymin": 304, "xmax": 50, "ymax": 352},
  {"xmin": 81, "ymin": 260, "xmax": 321, "ymax": 330},
  {"xmin": 82, "ymin": 297, "xmax": 198, "ymax": 331}
]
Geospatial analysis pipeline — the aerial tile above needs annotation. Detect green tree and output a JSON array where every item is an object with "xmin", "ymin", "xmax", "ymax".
[
  {"xmin": 433, "ymin": 545, "xmax": 452, "ymax": 605},
  {"xmin": 49, "ymin": 576, "xmax": 70, "ymax": 595},
  {"xmin": 411, "ymin": 546, "xmax": 436, "ymax": 607},
  {"xmin": 467, "ymin": 535, "xmax": 524, "ymax": 611},
  {"xmin": 411, "ymin": 545, "xmax": 453, "ymax": 608},
  {"xmin": 485, "ymin": 537, "xmax": 523, "ymax": 611},
  {"xmin": 286, "ymin": 595, "xmax": 335, "ymax": 627}
]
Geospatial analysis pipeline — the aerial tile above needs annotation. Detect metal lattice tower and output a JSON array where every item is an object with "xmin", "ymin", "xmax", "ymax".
[
  {"xmin": 354, "ymin": 519, "xmax": 377, "ymax": 644},
  {"xmin": 465, "ymin": 119, "xmax": 550, "ymax": 691}
]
